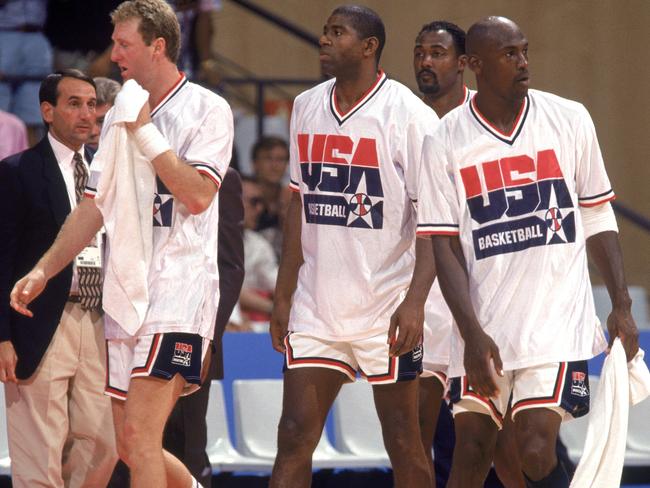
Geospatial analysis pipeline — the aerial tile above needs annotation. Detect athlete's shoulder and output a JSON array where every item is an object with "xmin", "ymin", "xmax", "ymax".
[
  {"xmin": 382, "ymin": 78, "xmax": 440, "ymax": 125},
  {"xmin": 529, "ymin": 89, "xmax": 589, "ymax": 119},
  {"xmin": 440, "ymin": 98, "xmax": 472, "ymax": 128},
  {"xmin": 384, "ymin": 78, "xmax": 428, "ymax": 106},
  {"xmin": 185, "ymin": 81, "xmax": 232, "ymax": 113}
]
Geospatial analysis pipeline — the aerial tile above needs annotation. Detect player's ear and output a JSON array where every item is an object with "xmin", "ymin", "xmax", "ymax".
[
  {"xmin": 467, "ymin": 54, "xmax": 482, "ymax": 75},
  {"xmin": 363, "ymin": 36, "xmax": 379, "ymax": 60},
  {"xmin": 152, "ymin": 37, "xmax": 166, "ymax": 58},
  {"xmin": 41, "ymin": 101, "xmax": 54, "ymax": 125},
  {"xmin": 457, "ymin": 54, "xmax": 469, "ymax": 73}
]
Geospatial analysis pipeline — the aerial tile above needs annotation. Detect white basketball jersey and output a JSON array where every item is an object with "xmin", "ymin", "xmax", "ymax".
[
  {"xmin": 417, "ymin": 89, "xmax": 610, "ymax": 376},
  {"xmin": 89, "ymin": 74, "xmax": 234, "ymax": 339},
  {"xmin": 288, "ymin": 71, "xmax": 439, "ymax": 341},
  {"xmin": 422, "ymin": 86, "xmax": 475, "ymax": 371}
]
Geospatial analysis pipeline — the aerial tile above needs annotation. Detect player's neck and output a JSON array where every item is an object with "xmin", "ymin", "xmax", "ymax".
[
  {"xmin": 334, "ymin": 66, "xmax": 380, "ymax": 114},
  {"xmin": 145, "ymin": 64, "xmax": 183, "ymax": 110},
  {"xmin": 473, "ymin": 91, "xmax": 525, "ymax": 134},
  {"xmin": 424, "ymin": 80, "xmax": 466, "ymax": 118}
]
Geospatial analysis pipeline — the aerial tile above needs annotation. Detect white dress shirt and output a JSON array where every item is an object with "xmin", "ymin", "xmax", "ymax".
[{"xmin": 48, "ymin": 132, "xmax": 89, "ymax": 293}]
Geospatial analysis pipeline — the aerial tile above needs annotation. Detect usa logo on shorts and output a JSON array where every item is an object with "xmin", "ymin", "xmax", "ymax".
[
  {"xmin": 571, "ymin": 371, "xmax": 588, "ymax": 397},
  {"xmin": 411, "ymin": 345, "xmax": 423, "ymax": 363},
  {"xmin": 171, "ymin": 342, "xmax": 192, "ymax": 367}
]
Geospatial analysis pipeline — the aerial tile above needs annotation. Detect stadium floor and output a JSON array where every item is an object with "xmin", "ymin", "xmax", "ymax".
[
  {"xmin": 0, "ymin": 469, "xmax": 648, "ymax": 486},
  {"xmin": 206, "ymin": 469, "xmax": 650, "ymax": 488}
]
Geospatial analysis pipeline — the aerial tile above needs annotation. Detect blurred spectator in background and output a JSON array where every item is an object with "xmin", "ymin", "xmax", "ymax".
[
  {"xmin": 88, "ymin": 77, "xmax": 121, "ymax": 150},
  {"xmin": 251, "ymin": 136, "xmax": 291, "ymax": 257},
  {"xmin": 45, "ymin": 0, "xmax": 121, "ymax": 78},
  {"xmin": 252, "ymin": 136, "xmax": 289, "ymax": 228},
  {"xmin": 239, "ymin": 175, "xmax": 278, "ymax": 331},
  {"xmin": 0, "ymin": 109, "xmax": 28, "ymax": 160},
  {"xmin": 0, "ymin": 0, "xmax": 53, "ymax": 145},
  {"xmin": 169, "ymin": 0, "xmax": 222, "ymax": 84}
]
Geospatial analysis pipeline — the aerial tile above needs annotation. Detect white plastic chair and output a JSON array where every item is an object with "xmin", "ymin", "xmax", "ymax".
[
  {"xmin": 559, "ymin": 375, "xmax": 600, "ymax": 463},
  {"xmin": 332, "ymin": 382, "xmax": 391, "ymax": 467},
  {"xmin": 629, "ymin": 286, "xmax": 650, "ymax": 329},
  {"xmin": 593, "ymin": 285, "xmax": 649, "ymax": 329},
  {"xmin": 623, "ymin": 448, "xmax": 650, "ymax": 467},
  {"xmin": 625, "ymin": 395, "xmax": 650, "ymax": 466},
  {"xmin": 232, "ymin": 379, "xmax": 371, "ymax": 469},
  {"xmin": 205, "ymin": 380, "xmax": 273, "ymax": 472},
  {"xmin": 0, "ymin": 387, "xmax": 10, "ymax": 475}
]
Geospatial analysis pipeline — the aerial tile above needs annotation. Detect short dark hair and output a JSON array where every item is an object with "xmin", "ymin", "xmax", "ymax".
[
  {"xmin": 417, "ymin": 20, "xmax": 466, "ymax": 56},
  {"xmin": 331, "ymin": 5, "xmax": 385, "ymax": 64},
  {"xmin": 39, "ymin": 69, "xmax": 96, "ymax": 106},
  {"xmin": 251, "ymin": 136, "xmax": 289, "ymax": 162}
]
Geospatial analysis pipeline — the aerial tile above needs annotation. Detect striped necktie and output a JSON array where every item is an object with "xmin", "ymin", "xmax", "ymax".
[
  {"xmin": 72, "ymin": 152, "xmax": 102, "ymax": 310},
  {"xmin": 72, "ymin": 152, "xmax": 87, "ymax": 203}
]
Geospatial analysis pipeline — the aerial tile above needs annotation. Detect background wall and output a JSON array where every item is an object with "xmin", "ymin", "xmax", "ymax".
[{"xmin": 215, "ymin": 0, "xmax": 650, "ymax": 292}]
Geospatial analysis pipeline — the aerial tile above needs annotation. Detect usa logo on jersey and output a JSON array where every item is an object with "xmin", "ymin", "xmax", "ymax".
[
  {"xmin": 461, "ymin": 149, "xmax": 576, "ymax": 259},
  {"xmin": 153, "ymin": 176, "xmax": 174, "ymax": 227},
  {"xmin": 297, "ymin": 133, "xmax": 384, "ymax": 229}
]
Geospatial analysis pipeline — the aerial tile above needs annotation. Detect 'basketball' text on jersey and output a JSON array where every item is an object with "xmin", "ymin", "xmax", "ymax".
[{"xmin": 460, "ymin": 148, "xmax": 576, "ymax": 259}]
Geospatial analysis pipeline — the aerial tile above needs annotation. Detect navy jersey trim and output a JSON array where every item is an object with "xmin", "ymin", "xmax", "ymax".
[
  {"xmin": 151, "ymin": 73, "xmax": 189, "ymax": 118},
  {"xmin": 578, "ymin": 189, "xmax": 615, "ymax": 202},
  {"xmin": 329, "ymin": 71, "xmax": 388, "ymax": 126}
]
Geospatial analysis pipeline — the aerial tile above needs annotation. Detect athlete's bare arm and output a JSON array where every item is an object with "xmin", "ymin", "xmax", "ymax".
[
  {"xmin": 10, "ymin": 199, "xmax": 104, "ymax": 317},
  {"xmin": 270, "ymin": 192, "xmax": 304, "ymax": 353},
  {"xmin": 127, "ymin": 102, "xmax": 218, "ymax": 215},
  {"xmin": 586, "ymin": 230, "xmax": 639, "ymax": 361},
  {"xmin": 388, "ymin": 237, "xmax": 435, "ymax": 357},
  {"xmin": 432, "ymin": 235, "xmax": 503, "ymax": 397}
]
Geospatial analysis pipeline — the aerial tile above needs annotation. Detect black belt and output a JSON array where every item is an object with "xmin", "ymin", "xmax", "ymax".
[{"xmin": 67, "ymin": 294, "xmax": 81, "ymax": 303}]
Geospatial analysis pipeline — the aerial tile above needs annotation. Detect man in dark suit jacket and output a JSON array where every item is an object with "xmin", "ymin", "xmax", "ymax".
[
  {"xmin": 0, "ymin": 69, "xmax": 117, "ymax": 487},
  {"xmin": 157, "ymin": 167, "xmax": 245, "ymax": 487}
]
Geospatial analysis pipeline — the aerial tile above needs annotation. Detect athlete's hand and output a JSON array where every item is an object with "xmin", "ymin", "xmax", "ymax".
[
  {"xmin": 125, "ymin": 101, "xmax": 152, "ymax": 132},
  {"xmin": 463, "ymin": 330, "xmax": 504, "ymax": 398},
  {"xmin": 10, "ymin": 268, "xmax": 48, "ymax": 318},
  {"xmin": 388, "ymin": 297, "xmax": 424, "ymax": 357},
  {"xmin": 0, "ymin": 341, "xmax": 17, "ymax": 383},
  {"xmin": 607, "ymin": 306, "xmax": 639, "ymax": 362},
  {"xmin": 270, "ymin": 298, "xmax": 291, "ymax": 353}
]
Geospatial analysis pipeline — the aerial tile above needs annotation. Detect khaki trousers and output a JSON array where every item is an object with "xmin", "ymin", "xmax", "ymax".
[{"xmin": 5, "ymin": 302, "xmax": 118, "ymax": 487}]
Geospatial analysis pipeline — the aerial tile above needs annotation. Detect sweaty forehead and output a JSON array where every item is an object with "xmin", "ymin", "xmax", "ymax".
[
  {"xmin": 59, "ymin": 77, "xmax": 95, "ymax": 98},
  {"xmin": 492, "ymin": 26, "xmax": 527, "ymax": 48},
  {"xmin": 326, "ymin": 13, "xmax": 357, "ymax": 34},
  {"xmin": 112, "ymin": 18, "xmax": 141, "ymax": 40},
  {"xmin": 416, "ymin": 30, "xmax": 454, "ymax": 49}
]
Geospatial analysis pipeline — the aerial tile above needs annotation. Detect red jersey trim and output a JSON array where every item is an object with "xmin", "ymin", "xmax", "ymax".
[
  {"xmin": 329, "ymin": 70, "xmax": 388, "ymax": 125},
  {"xmin": 151, "ymin": 72, "xmax": 188, "ymax": 117},
  {"xmin": 470, "ymin": 94, "xmax": 529, "ymax": 145}
]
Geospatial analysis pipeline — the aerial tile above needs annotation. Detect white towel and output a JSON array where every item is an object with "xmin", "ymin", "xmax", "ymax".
[
  {"xmin": 94, "ymin": 79, "xmax": 155, "ymax": 335},
  {"xmin": 628, "ymin": 347, "xmax": 650, "ymax": 406},
  {"xmin": 570, "ymin": 339, "xmax": 650, "ymax": 488}
]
